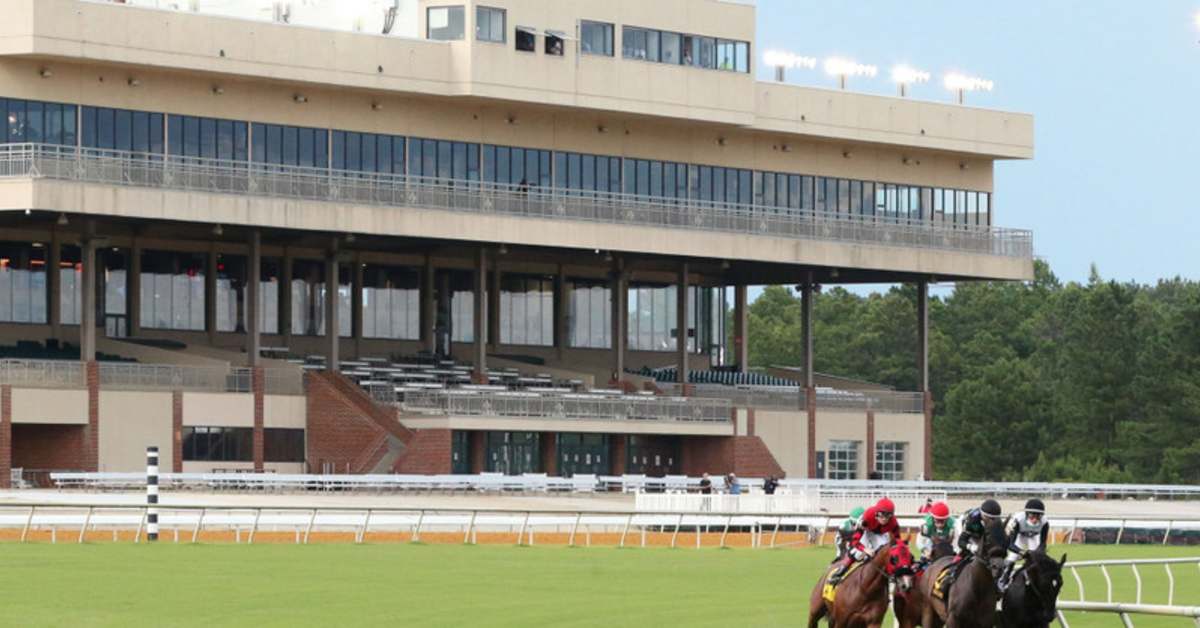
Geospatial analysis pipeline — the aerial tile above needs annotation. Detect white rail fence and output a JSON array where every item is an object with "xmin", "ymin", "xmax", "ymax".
[
  {"xmin": 1056, "ymin": 602, "xmax": 1200, "ymax": 628},
  {"xmin": 1054, "ymin": 557, "xmax": 1200, "ymax": 627}
]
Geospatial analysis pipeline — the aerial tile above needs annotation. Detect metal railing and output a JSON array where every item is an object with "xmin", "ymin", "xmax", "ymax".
[
  {"xmin": 777, "ymin": 479, "xmax": 1200, "ymax": 500},
  {"xmin": 1056, "ymin": 601, "xmax": 1200, "ymax": 627},
  {"xmin": 1061, "ymin": 557, "xmax": 1200, "ymax": 607},
  {"xmin": 0, "ymin": 359, "xmax": 85, "ymax": 388},
  {"xmin": 399, "ymin": 389, "xmax": 732, "ymax": 423},
  {"xmin": 0, "ymin": 143, "xmax": 1033, "ymax": 259},
  {"xmin": 665, "ymin": 383, "xmax": 925, "ymax": 413}
]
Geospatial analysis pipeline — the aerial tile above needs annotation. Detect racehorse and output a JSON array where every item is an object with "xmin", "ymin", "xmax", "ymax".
[
  {"xmin": 894, "ymin": 539, "xmax": 955, "ymax": 628},
  {"xmin": 917, "ymin": 517, "xmax": 1008, "ymax": 628},
  {"xmin": 999, "ymin": 552, "xmax": 1067, "ymax": 628},
  {"xmin": 808, "ymin": 541, "xmax": 915, "ymax": 628}
]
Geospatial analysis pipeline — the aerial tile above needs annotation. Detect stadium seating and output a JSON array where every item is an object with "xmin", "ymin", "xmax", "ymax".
[
  {"xmin": 0, "ymin": 339, "xmax": 135, "ymax": 363},
  {"xmin": 631, "ymin": 365, "xmax": 794, "ymax": 387}
]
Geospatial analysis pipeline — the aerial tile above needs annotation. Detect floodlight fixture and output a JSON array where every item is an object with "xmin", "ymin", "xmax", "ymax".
[
  {"xmin": 762, "ymin": 50, "xmax": 816, "ymax": 82},
  {"xmin": 891, "ymin": 64, "xmax": 930, "ymax": 97},
  {"xmin": 944, "ymin": 72, "xmax": 994, "ymax": 104},
  {"xmin": 824, "ymin": 57, "xmax": 877, "ymax": 89}
]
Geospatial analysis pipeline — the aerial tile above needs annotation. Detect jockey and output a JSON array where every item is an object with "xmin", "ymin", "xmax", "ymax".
[
  {"xmin": 916, "ymin": 501, "xmax": 955, "ymax": 567},
  {"xmin": 829, "ymin": 498, "xmax": 900, "ymax": 585},
  {"xmin": 955, "ymin": 498, "xmax": 1002, "ymax": 558},
  {"xmin": 835, "ymin": 507, "xmax": 867, "ymax": 561},
  {"xmin": 998, "ymin": 499, "xmax": 1049, "ymax": 591}
]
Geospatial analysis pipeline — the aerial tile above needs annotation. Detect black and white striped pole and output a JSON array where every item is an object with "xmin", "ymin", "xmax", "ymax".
[{"xmin": 146, "ymin": 446, "xmax": 159, "ymax": 542}]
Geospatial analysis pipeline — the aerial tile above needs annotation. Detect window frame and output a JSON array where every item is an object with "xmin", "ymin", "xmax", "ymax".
[
  {"xmin": 580, "ymin": 20, "xmax": 614, "ymax": 57},
  {"xmin": 475, "ymin": 6, "xmax": 506, "ymax": 43},
  {"xmin": 426, "ymin": 5, "xmax": 465, "ymax": 41}
]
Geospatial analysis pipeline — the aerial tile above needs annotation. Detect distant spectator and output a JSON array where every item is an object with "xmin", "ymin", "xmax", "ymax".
[
  {"xmin": 918, "ymin": 498, "xmax": 934, "ymax": 514},
  {"xmin": 763, "ymin": 476, "xmax": 778, "ymax": 495},
  {"xmin": 727, "ymin": 473, "xmax": 741, "ymax": 496},
  {"xmin": 699, "ymin": 473, "xmax": 713, "ymax": 511},
  {"xmin": 868, "ymin": 471, "xmax": 883, "ymax": 481}
]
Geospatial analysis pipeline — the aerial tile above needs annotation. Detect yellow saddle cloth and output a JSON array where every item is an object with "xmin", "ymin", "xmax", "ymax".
[
  {"xmin": 822, "ymin": 560, "xmax": 865, "ymax": 603},
  {"xmin": 932, "ymin": 566, "xmax": 954, "ymax": 601}
]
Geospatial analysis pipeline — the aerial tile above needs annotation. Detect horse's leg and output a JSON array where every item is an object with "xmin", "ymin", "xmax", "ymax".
[{"xmin": 808, "ymin": 581, "xmax": 829, "ymax": 628}]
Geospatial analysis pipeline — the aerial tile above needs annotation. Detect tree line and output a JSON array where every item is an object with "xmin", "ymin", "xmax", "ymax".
[{"xmin": 743, "ymin": 261, "xmax": 1200, "ymax": 483}]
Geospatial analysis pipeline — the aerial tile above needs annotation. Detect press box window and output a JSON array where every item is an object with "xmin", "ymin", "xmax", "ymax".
[
  {"xmin": 580, "ymin": 21, "xmax": 613, "ymax": 56},
  {"xmin": 476, "ymin": 6, "xmax": 505, "ymax": 43},
  {"xmin": 427, "ymin": 6, "xmax": 464, "ymax": 41},
  {"xmin": 516, "ymin": 26, "xmax": 536, "ymax": 52}
]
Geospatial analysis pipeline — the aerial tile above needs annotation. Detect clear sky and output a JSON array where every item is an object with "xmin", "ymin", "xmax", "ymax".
[{"xmin": 754, "ymin": 1, "xmax": 1200, "ymax": 287}]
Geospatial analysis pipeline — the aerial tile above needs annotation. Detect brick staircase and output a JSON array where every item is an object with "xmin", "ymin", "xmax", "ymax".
[{"xmin": 306, "ymin": 371, "xmax": 416, "ymax": 474}]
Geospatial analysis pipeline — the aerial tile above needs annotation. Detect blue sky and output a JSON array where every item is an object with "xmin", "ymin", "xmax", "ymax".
[{"xmin": 754, "ymin": 1, "xmax": 1200, "ymax": 288}]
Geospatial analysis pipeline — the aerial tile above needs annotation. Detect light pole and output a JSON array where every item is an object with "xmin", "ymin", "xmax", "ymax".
[
  {"xmin": 763, "ymin": 50, "xmax": 816, "ymax": 83},
  {"xmin": 824, "ymin": 57, "xmax": 877, "ymax": 90},
  {"xmin": 891, "ymin": 65, "xmax": 930, "ymax": 97},
  {"xmin": 943, "ymin": 72, "xmax": 994, "ymax": 104}
]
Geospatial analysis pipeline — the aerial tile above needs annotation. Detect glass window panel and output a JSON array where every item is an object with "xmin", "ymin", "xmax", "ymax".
[
  {"xmin": 511, "ymin": 147, "xmax": 525, "ymax": 185},
  {"xmin": 661, "ymin": 32, "xmax": 681, "ymax": 64},
  {"xmin": 428, "ymin": 6, "xmax": 465, "ymax": 40},
  {"xmin": 581, "ymin": 21, "xmax": 613, "ymax": 57},
  {"xmin": 484, "ymin": 145, "xmax": 498, "ymax": 183}
]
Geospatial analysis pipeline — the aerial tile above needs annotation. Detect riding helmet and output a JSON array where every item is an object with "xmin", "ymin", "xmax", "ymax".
[
  {"xmin": 1024, "ymin": 498, "xmax": 1045, "ymax": 514},
  {"xmin": 930, "ymin": 502, "xmax": 950, "ymax": 519},
  {"xmin": 850, "ymin": 506, "xmax": 866, "ymax": 519},
  {"xmin": 875, "ymin": 497, "xmax": 895, "ymax": 514},
  {"xmin": 981, "ymin": 499, "xmax": 1002, "ymax": 517}
]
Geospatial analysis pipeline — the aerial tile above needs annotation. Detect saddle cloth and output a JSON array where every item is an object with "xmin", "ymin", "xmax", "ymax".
[{"xmin": 822, "ymin": 560, "xmax": 865, "ymax": 604}]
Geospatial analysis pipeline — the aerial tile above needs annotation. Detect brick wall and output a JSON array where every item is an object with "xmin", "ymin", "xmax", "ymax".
[
  {"xmin": 12, "ymin": 424, "xmax": 88, "ymax": 471},
  {"xmin": 305, "ymin": 372, "xmax": 391, "ymax": 474},
  {"xmin": 252, "ymin": 366, "xmax": 265, "ymax": 472},
  {"xmin": 469, "ymin": 431, "xmax": 485, "ymax": 473},
  {"xmin": 609, "ymin": 435, "xmax": 627, "ymax": 475},
  {"xmin": 85, "ymin": 361, "xmax": 99, "ymax": 471},
  {"xmin": 0, "ymin": 385, "xmax": 10, "ymax": 488},
  {"xmin": 172, "ymin": 391, "xmax": 183, "ymax": 473},
  {"xmin": 394, "ymin": 429, "xmax": 452, "ymax": 474},
  {"xmin": 682, "ymin": 435, "xmax": 786, "ymax": 478}
]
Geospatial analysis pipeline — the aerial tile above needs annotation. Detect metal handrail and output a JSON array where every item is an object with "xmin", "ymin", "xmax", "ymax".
[
  {"xmin": 1055, "ymin": 601, "xmax": 1200, "ymax": 628},
  {"xmin": 665, "ymin": 383, "xmax": 925, "ymax": 413},
  {"xmin": 0, "ymin": 143, "xmax": 1033, "ymax": 258},
  {"xmin": 398, "ymin": 389, "xmax": 732, "ymax": 423},
  {"xmin": 1062, "ymin": 557, "xmax": 1200, "ymax": 608},
  {"xmin": 0, "ymin": 359, "xmax": 85, "ymax": 388},
  {"xmin": 0, "ymin": 358, "xmax": 301, "ymax": 394}
]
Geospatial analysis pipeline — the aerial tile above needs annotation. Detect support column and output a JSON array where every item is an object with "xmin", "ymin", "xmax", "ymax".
[
  {"xmin": 866, "ymin": 409, "xmax": 876, "ymax": 478},
  {"xmin": 280, "ymin": 250, "xmax": 293, "ymax": 347},
  {"xmin": 252, "ymin": 366, "xmax": 265, "ymax": 472},
  {"xmin": 0, "ymin": 385, "xmax": 11, "ymax": 488},
  {"xmin": 469, "ymin": 432, "xmax": 486, "ymax": 474},
  {"xmin": 324, "ymin": 245, "xmax": 340, "ymax": 372},
  {"xmin": 676, "ymin": 262, "xmax": 690, "ymax": 392},
  {"xmin": 540, "ymin": 434, "xmax": 557, "ymax": 477},
  {"xmin": 609, "ymin": 435, "xmax": 627, "ymax": 476},
  {"xmin": 488, "ymin": 257, "xmax": 501, "ymax": 351},
  {"xmin": 85, "ymin": 360, "xmax": 99, "ymax": 471},
  {"xmin": 438, "ymin": 272, "xmax": 451, "ymax": 356},
  {"xmin": 554, "ymin": 265, "xmax": 567, "ymax": 362},
  {"xmin": 609, "ymin": 259, "xmax": 626, "ymax": 384},
  {"xmin": 246, "ymin": 231, "xmax": 261, "ymax": 366},
  {"xmin": 733, "ymin": 284, "xmax": 749, "ymax": 372},
  {"xmin": 472, "ymin": 248, "xmax": 488, "ymax": 382},
  {"xmin": 917, "ymin": 279, "xmax": 932, "ymax": 480},
  {"xmin": 80, "ymin": 230, "xmax": 97, "ymax": 363},
  {"xmin": 171, "ymin": 391, "xmax": 183, "ymax": 473},
  {"xmin": 48, "ymin": 230, "xmax": 62, "ymax": 341},
  {"xmin": 128, "ymin": 237, "xmax": 141, "ymax": 337},
  {"xmin": 421, "ymin": 256, "xmax": 436, "ymax": 354},
  {"xmin": 352, "ymin": 253, "xmax": 364, "ymax": 359},
  {"xmin": 205, "ymin": 246, "xmax": 218, "ymax": 345},
  {"xmin": 802, "ymin": 280, "xmax": 816, "ymax": 478}
]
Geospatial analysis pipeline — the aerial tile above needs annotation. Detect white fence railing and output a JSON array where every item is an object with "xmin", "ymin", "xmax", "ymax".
[
  {"xmin": 1056, "ymin": 601, "xmax": 1200, "ymax": 627},
  {"xmin": 0, "ymin": 359, "xmax": 85, "ymax": 388},
  {"xmin": 636, "ymin": 493, "xmax": 820, "ymax": 514},
  {"xmin": 1062, "ymin": 557, "xmax": 1200, "ymax": 607},
  {"xmin": 399, "ymin": 389, "xmax": 732, "ymax": 423},
  {"xmin": 665, "ymin": 384, "xmax": 926, "ymax": 413},
  {"xmin": 778, "ymin": 479, "xmax": 1200, "ymax": 500},
  {"xmin": 0, "ymin": 359, "xmax": 303, "ymax": 395}
]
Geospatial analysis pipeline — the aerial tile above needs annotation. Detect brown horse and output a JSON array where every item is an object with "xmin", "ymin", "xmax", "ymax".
[
  {"xmin": 808, "ymin": 542, "xmax": 915, "ymax": 628},
  {"xmin": 918, "ymin": 519, "xmax": 1008, "ymax": 628},
  {"xmin": 895, "ymin": 539, "xmax": 955, "ymax": 628}
]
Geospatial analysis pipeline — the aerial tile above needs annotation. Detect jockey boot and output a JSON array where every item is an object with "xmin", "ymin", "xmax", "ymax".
[
  {"xmin": 829, "ymin": 557, "xmax": 853, "ymax": 585},
  {"xmin": 997, "ymin": 561, "xmax": 1015, "ymax": 592}
]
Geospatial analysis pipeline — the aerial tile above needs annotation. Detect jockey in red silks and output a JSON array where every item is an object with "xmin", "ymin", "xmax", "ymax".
[{"xmin": 828, "ymin": 497, "xmax": 902, "ymax": 585}]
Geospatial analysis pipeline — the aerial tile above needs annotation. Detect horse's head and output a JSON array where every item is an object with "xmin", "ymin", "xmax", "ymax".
[
  {"xmin": 1022, "ymin": 552, "xmax": 1067, "ymax": 624},
  {"xmin": 886, "ymin": 542, "xmax": 916, "ymax": 593}
]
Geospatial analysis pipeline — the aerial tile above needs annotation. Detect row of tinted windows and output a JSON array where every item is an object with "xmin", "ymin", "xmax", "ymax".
[
  {"xmin": 3, "ymin": 98, "xmax": 77, "ymax": 146},
  {"xmin": 622, "ymin": 26, "xmax": 750, "ymax": 73},
  {"xmin": 5, "ymin": 96, "xmax": 992, "ymax": 224}
]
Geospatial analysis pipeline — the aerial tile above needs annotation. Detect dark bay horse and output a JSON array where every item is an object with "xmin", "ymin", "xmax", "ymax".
[
  {"xmin": 895, "ymin": 539, "xmax": 955, "ymax": 628},
  {"xmin": 1000, "ymin": 552, "xmax": 1067, "ymax": 628},
  {"xmin": 917, "ymin": 518, "xmax": 1008, "ymax": 628},
  {"xmin": 808, "ymin": 542, "xmax": 915, "ymax": 628}
]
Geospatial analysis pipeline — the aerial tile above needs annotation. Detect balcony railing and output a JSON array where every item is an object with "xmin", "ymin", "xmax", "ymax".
[
  {"xmin": 0, "ymin": 144, "xmax": 1033, "ymax": 259},
  {"xmin": 662, "ymin": 383, "xmax": 925, "ymax": 413},
  {"xmin": 0, "ymin": 359, "xmax": 85, "ymax": 389},
  {"xmin": 0, "ymin": 358, "xmax": 302, "ymax": 394},
  {"xmin": 399, "ymin": 390, "xmax": 732, "ymax": 424}
]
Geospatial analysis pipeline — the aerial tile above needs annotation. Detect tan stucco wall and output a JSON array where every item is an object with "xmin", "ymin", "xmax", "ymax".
[
  {"xmin": 11, "ymin": 388, "xmax": 87, "ymax": 424},
  {"xmin": 181, "ymin": 392, "xmax": 254, "ymax": 427},
  {"xmin": 98, "ymin": 390, "xmax": 174, "ymax": 472},
  {"xmin": 264, "ymin": 395, "xmax": 306, "ymax": 429},
  {"xmin": 875, "ymin": 411, "xmax": 926, "ymax": 481},
  {"xmin": 753, "ymin": 407, "xmax": 926, "ymax": 480},
  {"xmin": 752, "ymin": 408, "xmax": 807, "ymax": 478}
]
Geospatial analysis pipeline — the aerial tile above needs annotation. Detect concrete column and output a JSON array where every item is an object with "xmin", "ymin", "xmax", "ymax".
[
  {"xmin": 488, "ymin": 258, "xmax": 501, "ymax": 350},
  {"xmin": 0, "ymin": 385, "xmax": 11, "ymax": 488},
  {"xmin": 421, "ymin": 257, "xmax": 436, "ymax": 354},
  {"xmin": 80, "ymin": 233, "xmax": 97, "ymax": 363},
  {"xmin": 171, "ymin": 391, "xmax": 183, "ymax": 473},
  {"xmin": 472, "ymin": 248, "xmax": 488, "ymax": 382},
  {"xmin": 324, "ymin": 247, "xmax": 339, "ymax": 371},
  {"xmin": 802, "ymin": 280, "xmax": 816, "ymax": 478},
  {"xmin": 609, "ymin": 435, "xmax": 627, "ymax": 476},
  {"xmin": 246, "ymin": 231, "xmax": 261, "ymax": 366},
  {"xmin": 917, "ymin": 279, "xmax": 932, "ymax": 480},
  {"xmin": 352, "ymin": 253, "xmax": 364, "ymax": 358},
  {"xmin": 205, "ymin": 246, "xmax": 218, "ymax": 345},
  {"xmin": 540, "ymin": 433, "xmax": 557, "ymax": 477},
  {"xmin": 280, "ymin": 250, "xmax": 293, "ymax": 346},
  {"xmin": 554, "ymin": 266, "xmax": 567, "ymax": 362},
  {"xmin": 609, "ymin": 260, "xmax": 626, "ymax": 383},
  {"xmin": 128, "ymin": 237, "xmax": 141, "ymax": 337},
  {"xmin": 676, "ymin": 262, "xmax": 689, "ymax": 388},
  {"xmin": 733, "ymin": 284, "xmax": 748, "ymax": 372},
  {"xmin": 438, "ymin": 272, "xmax": 451, "ymax": 356},
  {"xmin": 924, "ymin": 391, "xmax": 934, "ymax": 480},
  {"xmin": 252, "ymin": 366, "xmax": 265, "ymax": 472},
  {"xmin": 48, "ymin": 230, "xmax": 61, "ymax": 340},
  {"xmin": 85, "ymin": 361, "xmax": 99, "ymax": 471},
  {"xmin": 866, "ymin": 409, "xmax": 876, "ymax": 477},
  {"xmin": 469, "ymin": 431, "xmax": 486, "ymax": 474}
]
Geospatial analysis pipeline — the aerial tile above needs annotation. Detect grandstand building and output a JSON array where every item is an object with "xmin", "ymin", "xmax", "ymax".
[{"xmin": 0, "ymin": 0, "xmax": 1033, "ymax": 485}]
